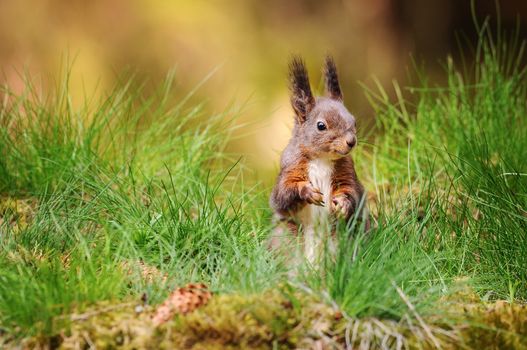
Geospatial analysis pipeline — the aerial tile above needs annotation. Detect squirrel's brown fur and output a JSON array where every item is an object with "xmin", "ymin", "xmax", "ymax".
[{"xmin": 269, "ymin": 56, "xmax": 369, "ymax": 264}]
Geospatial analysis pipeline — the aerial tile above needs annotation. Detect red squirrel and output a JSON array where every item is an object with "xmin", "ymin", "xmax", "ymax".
[{"xmin": 269, "ymin": 56, "xmax": 369, "ymax": 264}]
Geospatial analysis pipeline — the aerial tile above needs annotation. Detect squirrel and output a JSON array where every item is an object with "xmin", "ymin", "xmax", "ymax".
[{"xmin": 269, "ymin": 56, "xmax": 369, "ymax": 264}]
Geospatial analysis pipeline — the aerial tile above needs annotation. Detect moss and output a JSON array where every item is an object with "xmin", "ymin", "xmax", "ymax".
[
  {"xmin": 455, "ymin": 301, "xmax": 527, "ymax": 350},
  {"xmin": 12, "ymin": 290, "xmax": 343, "ymax": 349},
  {"xmin": 158, "ymin": 292, "xmax": 339, "ymax": 349},
  {"xmin": 4, "ymin": 289, "xmax": 527, "ymax": 349}
]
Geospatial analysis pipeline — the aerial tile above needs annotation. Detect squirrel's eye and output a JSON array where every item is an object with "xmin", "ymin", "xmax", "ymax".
[{"xmin": 317, "ymin": 121, "xmax": 327, "ymax": 131}]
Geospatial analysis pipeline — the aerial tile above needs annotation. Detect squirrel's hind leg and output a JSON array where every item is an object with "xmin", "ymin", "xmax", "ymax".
[{"xmin": 267, "ymin": 217, "xmax": 303, "ymax": 269}]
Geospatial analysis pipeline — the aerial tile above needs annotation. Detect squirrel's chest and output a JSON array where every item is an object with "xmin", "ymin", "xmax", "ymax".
[
  {"xmin": 296, "ymin": 158, "xmax": 335, "ymax": 263},
  {"xmin": 296, "ymin": 158, "xmax": 334, "ymax": 226},
  {"xmin": 307, "ymin": 158, "xmax": 334, "ymax": 206}
]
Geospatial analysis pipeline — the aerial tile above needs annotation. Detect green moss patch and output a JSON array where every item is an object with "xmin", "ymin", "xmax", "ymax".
[{"xmin": 5, "ymin": 289, "xmax": 526, "ymax": 349}]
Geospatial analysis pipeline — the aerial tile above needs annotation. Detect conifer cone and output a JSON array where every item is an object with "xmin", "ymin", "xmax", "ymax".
[{"xmin": 152, "ymin": 283, "xmax": 212, "ymax": 326}]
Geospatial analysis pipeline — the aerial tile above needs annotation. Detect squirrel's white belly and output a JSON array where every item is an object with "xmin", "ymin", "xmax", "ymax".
[{"xmin": 297, "ymin": 157, "xmax": 334, "ymax": 263}]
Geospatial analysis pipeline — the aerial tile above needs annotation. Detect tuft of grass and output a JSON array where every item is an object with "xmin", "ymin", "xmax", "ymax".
[
  {"xmin": 359, "ymin": 18, "xmax": 527, "ymax": 301},
  {"xmin": 0, "ymin": 72, "xmax": 279, "ymax": 337}
]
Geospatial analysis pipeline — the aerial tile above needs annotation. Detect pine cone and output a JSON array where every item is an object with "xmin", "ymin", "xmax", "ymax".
[{"xmin": 152, "ymin": 283, "xmax": 212, "ymax": 326}]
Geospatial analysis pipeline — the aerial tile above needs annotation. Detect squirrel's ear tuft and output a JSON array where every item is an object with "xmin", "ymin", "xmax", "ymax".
[
  {"xmin": 324, "ymin": 55, "xmax": 343, "ymax": 101},
  {"xmin": 289, "ymin": 56, "xmax": 315, "ymax": 122}
]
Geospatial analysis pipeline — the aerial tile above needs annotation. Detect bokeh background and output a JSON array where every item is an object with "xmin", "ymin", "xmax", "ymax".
[{"xmin": 1, "ymin": 0, "xmax": 526, "ymax": 175}]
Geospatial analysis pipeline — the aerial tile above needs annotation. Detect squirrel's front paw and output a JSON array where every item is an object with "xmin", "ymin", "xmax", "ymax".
[
  {"xmin": 331, "ymin": 195, "xmax": 353, "ymax": 219},
  {"xmin": 299, "ymin": 183, "xmax": 324, "ymax": 206}
]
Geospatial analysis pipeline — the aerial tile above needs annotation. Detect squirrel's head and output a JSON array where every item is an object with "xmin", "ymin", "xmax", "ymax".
[{"xmin": 289, "ymin": 56, "xmax": 357, "ymax": 158}]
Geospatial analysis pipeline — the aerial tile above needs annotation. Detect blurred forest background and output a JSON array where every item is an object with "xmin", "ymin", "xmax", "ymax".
[{"xmin": 1, "ymin": 0, "xmax": 526, "ymax": 174}]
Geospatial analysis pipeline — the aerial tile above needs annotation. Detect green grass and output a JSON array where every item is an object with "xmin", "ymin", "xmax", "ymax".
[
  {"xmin": 360, "ymin": 19, "xmax": 527, "ymax": 301},
  {"xmin": 0, "ymin": 22, "xmax": 526, "ymax": 346},
  {"xmin": 0, "ymin": 72, "xmax": 280, "ymax": 336}
]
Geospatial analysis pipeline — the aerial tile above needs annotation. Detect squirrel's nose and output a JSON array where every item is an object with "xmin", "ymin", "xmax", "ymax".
[{"xmin": 346, "ymin": 135, "xmax": 357, "ymax": 149}]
